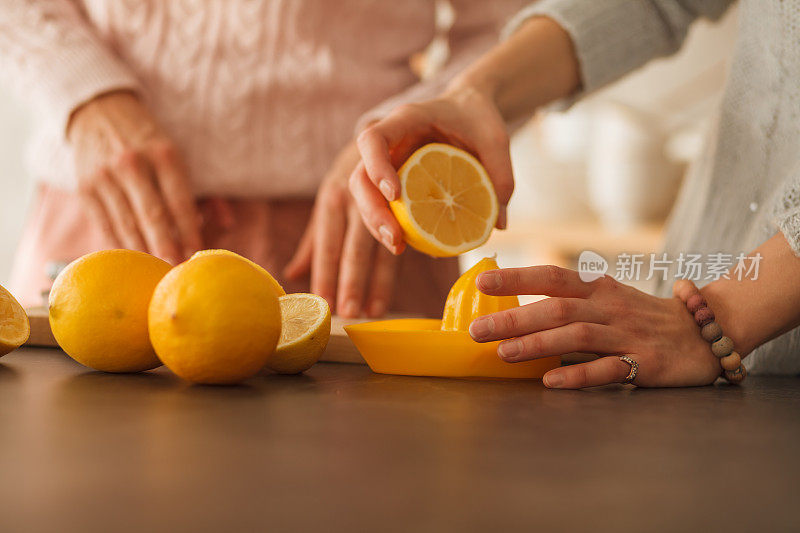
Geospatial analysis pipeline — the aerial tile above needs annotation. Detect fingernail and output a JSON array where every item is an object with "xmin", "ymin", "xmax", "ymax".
[
  {"xmin": 469, "ymin": 317, "xmax": 494, "ymax": 340},
  {"xmin": 341, "ymin": 300, "xmax": 359, "ymax": 318},
  {"xmin": 368, "ymin": 300, "xmax": 386, "ymax": 317},
  {"xmin": 498, "ymin": 339, "xmax": 521, "ymax": 359},
  {"xmin": 379, "ymin": 225, "xmax": 396, "ymax": 248},
  {"xmin": 379, "ymin": 180, "xmax": 396, "ymax": 201},
  {"xmin": 544, "ymin": 371, "xmax": 564, "ymax": 388},
  {"xmin": 477, "ymin": 272, "xmax": 501, "ymax": 291}
]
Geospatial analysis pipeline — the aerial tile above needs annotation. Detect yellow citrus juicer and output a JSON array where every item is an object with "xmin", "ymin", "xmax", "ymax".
[{"xmin": 345, "ymin": 257, "xmax": 560, "ymax": 378}]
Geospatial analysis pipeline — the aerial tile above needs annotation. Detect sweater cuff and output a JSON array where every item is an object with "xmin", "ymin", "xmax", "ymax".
[{"xmin": 35, "ymin": 44, "xmax": 141, "ymax": 136}]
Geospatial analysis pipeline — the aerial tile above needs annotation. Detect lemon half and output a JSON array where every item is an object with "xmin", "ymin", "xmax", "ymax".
[
  {"xmin": 267, "ymin": 293, "xmax": 331, "ymax": 374},
  {"xmin": 390, "ymin": 143, "xmax": 498, "ymax": 257},
  {"xmin": 0, "ymin": 284, "xmax": 29, "ymax": 356}
]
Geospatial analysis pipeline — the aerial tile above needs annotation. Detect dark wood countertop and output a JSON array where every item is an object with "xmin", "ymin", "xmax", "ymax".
[{"xmin": 1, "ymin": 348, "xmax": 798, "ymax": 533}]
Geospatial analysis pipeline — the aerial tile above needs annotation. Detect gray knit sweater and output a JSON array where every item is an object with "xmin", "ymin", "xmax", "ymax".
[{"xmin": 506, "ymin": 0, "xmax": 800, "ymax": 375}]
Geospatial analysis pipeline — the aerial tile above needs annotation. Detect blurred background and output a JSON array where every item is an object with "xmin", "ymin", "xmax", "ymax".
[
  {"xmin": 0, "ymin": 3, "xmax": 738, "ymax": 292},
  {"xmin": 0, "ymin": 87, "xmax": 34, "ymax": 284}
]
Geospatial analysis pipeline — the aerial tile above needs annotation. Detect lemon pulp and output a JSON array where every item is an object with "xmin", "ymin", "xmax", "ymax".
[
  {"xmin": 267, "ymin": 293, "xmax": 331, "ymax": 374},
  {"xmin": 390, "ymin": 143, "xmax": 498, "ymax": 257}
]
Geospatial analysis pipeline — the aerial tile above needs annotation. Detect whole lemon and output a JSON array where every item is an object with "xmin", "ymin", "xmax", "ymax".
[
  {"xmin": 148, "ymin": 254, "xmax": 281, "ymax": 384},
  {"xmin": 48, "ymin": 249, "xmax": 172, "ymax": 372}
]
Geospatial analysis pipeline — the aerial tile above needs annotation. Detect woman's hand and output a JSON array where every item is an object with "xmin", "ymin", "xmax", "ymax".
[
  {"xmin": 351, "ymin": 87, "xmax": 514, "ymax": 253},
  {"xmin": 285, "ymin": 142, "xmax": 398, "ymax": 318},
  {"xmin": 68, "ymin": 90, "xmax": 202, "ymax": 264},
  {"xmin": 467, "ymin": 266, "xmax": 722, "ymax": 388}
]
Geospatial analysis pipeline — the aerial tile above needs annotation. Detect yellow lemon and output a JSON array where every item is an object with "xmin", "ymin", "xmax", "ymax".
[
  {"xmin": 48, "ymin": 250, "xmax": 171, "ymax": 372},
  {"xmin": 267, "ymin": 293, "xmax": 331, "ymax": 374},
  {"xmin": 441, "ymin": 256, "xmax": 519, "ymax": 331},
  {"xmin": 148, "ymin": 254, "xmax": 281, "ymax": 384},
  {"xmin": 0, "ymin": 284, "xmax": 30, "ymax": 356},
  {"xmin": 390, "ymin": 143, "xmax": 498, "ymax": 257},
  {"xmin": 190, "ymin": 249, "xmax": 285, "ymax": 296}
]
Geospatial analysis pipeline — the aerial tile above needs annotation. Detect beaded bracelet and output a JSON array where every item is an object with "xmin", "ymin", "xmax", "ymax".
[{"xmin": 673, "ymin": 279, "xmax": 747, "ymax": 384}]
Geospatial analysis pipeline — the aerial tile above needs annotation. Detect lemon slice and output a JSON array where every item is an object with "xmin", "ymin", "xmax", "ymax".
[
  {"xmin": 1, "ymin": 284, "xmax": 30, "ymax": 356},
  {"xmin": 190, "ymin": 249, "xmax": 285, "ymax": 296},
  {"xmin": 267, "ymin": 293, "xmax": 331, "ymax": 374},
  {"xmin": 390, "ymin": 143, "xmax": 498, "ymax": 257}
]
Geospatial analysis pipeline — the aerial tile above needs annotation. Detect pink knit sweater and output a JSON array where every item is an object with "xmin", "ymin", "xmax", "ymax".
[{"xmin": 0, "ymin": 0, "xmax": 526, "ymax": 198}]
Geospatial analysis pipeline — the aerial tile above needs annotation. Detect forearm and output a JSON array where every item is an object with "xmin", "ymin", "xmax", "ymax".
[
  {"xmin": 445, "ymin": 16, "xmax": 580, "ymax": 122},
  {"xmin": 702, "ymin": 233, "xmax": 800, "ymax": 357}
]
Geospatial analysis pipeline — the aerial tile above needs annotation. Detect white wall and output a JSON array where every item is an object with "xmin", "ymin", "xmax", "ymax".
[{"xmin": 0, "ymin": 87, "xmax": 34, "ymax": 285}]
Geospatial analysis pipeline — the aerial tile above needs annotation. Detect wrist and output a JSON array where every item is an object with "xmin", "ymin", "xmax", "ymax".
[
  {"xmin": 445, "ymin": 71, "xmax": 500, "ymax": 108},
  {"xmin": 67, "ymin": 89, "xmax": 141, "ymax": 142},
  {"xmin": 700, "ymin": 280, "xmax": 758, "ymax": 357},
  {"xmin": 440, "ymin": 82, "xmax": 503, "ymax": 130}
]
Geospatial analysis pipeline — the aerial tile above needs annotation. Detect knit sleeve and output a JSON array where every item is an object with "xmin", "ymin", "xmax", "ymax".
[
  {"xmin": 0, "ymin": 0, "xmax": 141, "ymax": 135},
  {"xmin": 355, "ymin": 0, "xmax": 528, "ymax": 132},
  {"xmin": 773, "ymin": 174, "xmax": 800, "ymax": 256},
  {"xmin": 503, "ymin": 0, "xmax": 735, "ymax": 97}
]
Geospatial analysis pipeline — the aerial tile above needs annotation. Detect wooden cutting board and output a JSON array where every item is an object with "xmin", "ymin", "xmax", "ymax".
[{"xmin": 23, "ymin": 306, "xmax": 371, "ymax": 364}]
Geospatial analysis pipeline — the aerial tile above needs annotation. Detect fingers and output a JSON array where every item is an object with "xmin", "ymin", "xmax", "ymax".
[
  {"xmin": 469, "ymin": 297, "xmax": 604, "ymax": 342},
  {"xmin": 348, "ymin": 163, "xmax": 405, "ymax": 255},
  {"xmin": 542, "ymin": 356, "xmax": 633, "ymax": 389},
  {"xmin": 149, "ymin": 142, "xmax": 202, "ymax": 257},
  {"xmin": 113, "ymin": 151, "xmax": 182, "ymax": 264},
  {"xmin": 78, "ymin": 188, "xmax": 121, "ymax": 248},
  {"xmin": 92, "ymin": 170, "xmax": 146, "ymax": 251},
  {"xmin": 336, "ymin": 211, "xmax": 375, "ymax": 318},
  {"xmin": 365, "ymin": 244, "xmax": 397, "ymax": 318},
  {"xmin": 473, "ymin": 128, "xmax": 514, "ymax": 230},
  {"xmin": 496, "ymin": 322, "xmax": 620, "ymax": 362},
  {"xmin": 284, "ymin": 215, "xmax": 315, "ymax": 280},
  {"xmin": 477, "ymin": 265, "xmax": 599, "ymax": 298},
  {"xmin": 311, "ymin": 188, "xmax": 347, "ymax": 310},
  {"xmin": 356, "ymin": 120, "xmax": 405, "ymax": 202}
]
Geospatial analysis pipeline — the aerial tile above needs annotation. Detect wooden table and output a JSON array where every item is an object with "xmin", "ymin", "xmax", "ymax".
[{"xmin": 2, "ymin": 348, "xmax": 798, "ymax": 533}]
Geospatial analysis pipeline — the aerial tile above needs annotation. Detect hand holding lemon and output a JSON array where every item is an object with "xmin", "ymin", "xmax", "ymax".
[
  {"xmin": 352, "ymin": 141, "xmax": 503, "ymax": 257},
  {"xmin": 353, "ymin": 89, "xmax": 514, "ymax": 257}
]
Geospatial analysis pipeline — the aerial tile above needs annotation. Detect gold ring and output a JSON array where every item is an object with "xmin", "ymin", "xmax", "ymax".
[{"xmin": 619, "ymin": 355, "xmax": 638, "ymax": 384}]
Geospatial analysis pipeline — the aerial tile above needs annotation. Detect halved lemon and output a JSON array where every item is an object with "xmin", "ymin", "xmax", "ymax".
[
  {"xmin": 267, "ymin": 293, "xmax": 331, "ymax": 374},
  {"xmin": 0, "ymin": 284, "xmax": 29, "ymax": 357},
  {"xmin": 390, "ymin": 143, "xmax": 498, "ymax": 257},
  {"xmin": 190, "ymin": 249, "xmax": 285, "ymax": 296}
]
